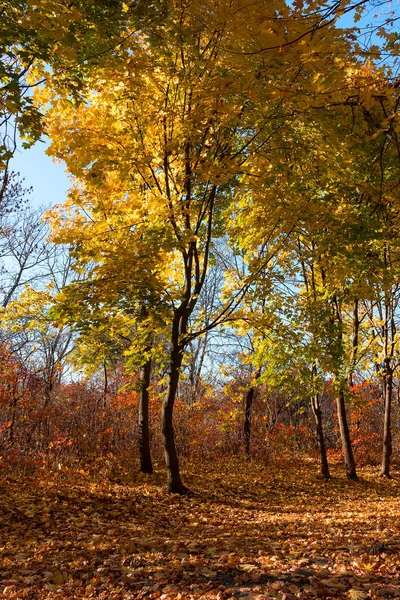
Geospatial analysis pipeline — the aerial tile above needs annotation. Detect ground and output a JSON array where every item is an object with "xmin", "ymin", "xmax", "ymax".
[{"xmin": 0, "ymin": 458, "xmax": 399, "ymax": 599}]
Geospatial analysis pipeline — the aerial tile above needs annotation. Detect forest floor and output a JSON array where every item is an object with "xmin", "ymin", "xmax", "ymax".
[{"xmin": 0, "ymin": 458, "xmax": 399, "ymax": 600}]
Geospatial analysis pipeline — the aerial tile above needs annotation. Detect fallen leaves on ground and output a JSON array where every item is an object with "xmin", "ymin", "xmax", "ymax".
[{"xmin": 0, "ymin": 459, "xmax": 399, "ymax": 599}]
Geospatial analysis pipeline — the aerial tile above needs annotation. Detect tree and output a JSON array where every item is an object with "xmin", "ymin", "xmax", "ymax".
[{"xmin": 36, "ymin": 0, "xmax": 392, "ymax": 491}]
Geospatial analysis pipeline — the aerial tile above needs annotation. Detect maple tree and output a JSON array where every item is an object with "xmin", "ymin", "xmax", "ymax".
[
  {"xmin": 32, "ymin": 0, "xmax": 393, "ymax": 493},
  {"xmin": 234, "ymin": 42, "xmax": 400, "ymax": 479}
]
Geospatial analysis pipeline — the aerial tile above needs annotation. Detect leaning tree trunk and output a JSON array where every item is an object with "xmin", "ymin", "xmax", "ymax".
[
  {"xmin": 311, "ymin": 393, "xmax": 330, "ymax": 479},
  {"xmin": 337, "ymin": 388, "xmax": 358, "ymax": 481},
  {"xmin": 380, "ymin": 364, "xmax": 393, "ymax": 478},
  {"xmin": 161, "ymin": 316, "xmax": 188, "ymax": 494},
  {"xmin": 138, "ymin": 356, "xmax": 153, "ymax": 474}
]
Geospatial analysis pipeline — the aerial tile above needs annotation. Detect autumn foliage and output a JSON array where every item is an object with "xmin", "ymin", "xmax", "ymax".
[
  {"xmin": 0, "ymin": 350, "xmax": 398, "ymax": 477},
  {"xmin": 1, "ymin": 0, "xmax": 400, "ymax": 596}
]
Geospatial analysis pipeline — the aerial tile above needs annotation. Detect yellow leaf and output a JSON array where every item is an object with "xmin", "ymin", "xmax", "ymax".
[{"xmin": 347, "ymin": 590, "xmax": 368, "ymax": 600}]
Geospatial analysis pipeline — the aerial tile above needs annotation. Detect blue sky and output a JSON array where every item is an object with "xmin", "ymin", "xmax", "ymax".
[{"xmin": 11, "ymin": 136, "xmax": 70, "ymax": 209}]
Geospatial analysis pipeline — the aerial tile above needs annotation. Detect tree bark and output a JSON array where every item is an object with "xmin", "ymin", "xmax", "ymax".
[
  {"xmin": 244, "ymin": 386, "xmax": 255, "ymax": 456},
  {"xmin": 244, "ymin": 369, "xmax": 261, "ymax": 456},
  {"xmin": 161, "ymin": 316, "xmax": 188, "ymax": 494},
  {"xmin": 9, "ymin": 396, "xmax": 18, "ymax": 445},
  {"xmin": 337, "ymin": 388, "xmax": 358, "ymax": 481},
  {"xmin": 138, "ymin": 356, "xmax": 153, "ymax": 474},
  {"xmin": 311, "ymin": 393, "xmax": 330, "ymax": 479},
  {"xmin": 379, "ymin": 363, "xmax": 393, "ymax": 478}
]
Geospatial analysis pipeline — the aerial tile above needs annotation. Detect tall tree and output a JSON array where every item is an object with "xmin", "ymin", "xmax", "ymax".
[{"xmin": 37, "ymin": 0, "xmax": 384, "ymax": 491}]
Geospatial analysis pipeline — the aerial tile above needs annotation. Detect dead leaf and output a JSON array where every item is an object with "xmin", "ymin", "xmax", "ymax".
[{"xmin": 347, "ymin": 590, "xmax": 368, "ymax": 600}]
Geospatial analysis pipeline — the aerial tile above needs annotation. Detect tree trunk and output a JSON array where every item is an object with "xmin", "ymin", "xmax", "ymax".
[
  {"xmin": 337, "ymin": 388, "xmax": 358, "ymax": 481},
  {"xmin": 380, "ymin": 365, "xmax": 393, "ymax": 478},
  {"xmin": 9, "ymin": 396, "xmax": 18, "ymax": 445},
  {"xmin": 138, "ymin": 356, "xmax": 153, "ymax": 474},
  {"xmin": 244, "ymin": 369, "xmax": 261, "ymax": 456},
  {"xmin": 244, "ymin": 385, "xmax": 255, "ymax": 456},
  {"xmin": 161, "ymin": 319, "xmax": 188, "ymax": 494},
  {"xmin": 311, "ymin": 393, "xmax": 330, "ymax": 479}
]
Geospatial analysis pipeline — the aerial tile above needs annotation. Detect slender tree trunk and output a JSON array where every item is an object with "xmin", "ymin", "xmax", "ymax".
[
  {"xmin": 138, "ymin": 356, "xmax": 153, "ymax": 474},
  {"xmin": 103, "ymin": 361, "xmax": 108, "ymax": 409},
  {"xmin": 244, "ymin": 386, "xmax": 255, "ymax": 456},
  {"xmin": 380, "ymin": 364, "xmax": 393, "ymax": 478},
  {"xmin": 311, "ymin": 393, "xmax": 330, "ymax": 479},
  {"xmin": 337, "ymin": 388, "xmax": 358, "ymax": 481},
  {"xmin": 9, "ymin": 396, "xmax": 18, "ymax": 445},
  {"xmin": 161, "ymin": 317, "xmax": 188, "ymax": 494},
  {"xmin": 244, "ymin": 369, "xmax": 261, "ymax": 456}
]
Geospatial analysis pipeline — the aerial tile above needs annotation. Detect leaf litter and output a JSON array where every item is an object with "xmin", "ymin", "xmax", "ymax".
[{"xmin": 0, "ymin": 459, "xmax": 399, "ymax": 599}]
